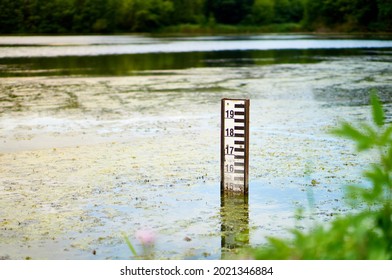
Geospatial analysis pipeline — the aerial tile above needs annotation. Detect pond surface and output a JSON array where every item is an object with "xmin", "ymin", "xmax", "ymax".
[{"xmin": 0, "ymin": 34, "xmax": 391, "ymax": 259}]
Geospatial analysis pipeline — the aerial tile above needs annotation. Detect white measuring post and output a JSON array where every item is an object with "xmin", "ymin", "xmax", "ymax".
[{"xmin": 221, "ymin": 98, "xmax": 250, "ymax": 195}]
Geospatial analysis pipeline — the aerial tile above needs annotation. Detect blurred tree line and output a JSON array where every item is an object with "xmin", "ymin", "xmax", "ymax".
[{"xmin": 0, "ymin": 0, "xmax": 390, "ymax": 33}]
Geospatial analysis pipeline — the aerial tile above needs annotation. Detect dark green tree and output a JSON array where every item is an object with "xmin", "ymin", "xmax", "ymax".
[
  {"xmin": 249, "ymin": 0, "xmax": 304, "ymax": 25},
  {"xmin": 377, "ymin": 0, "xmax": 392, "ymax": 30},
  {"xmin": 273, "ymin": 0, "xmax": 290, "ymax": 23},
  {"xmin": 250, "ymin": 0, "xmax": 274, "ymax": 25},
  {"xmin": 119, "ymin": 0, "xmax": 174, "ymax": 32},
  {"xmin": 302, "ymin": 0, "xmax": 391, "ymax": 31},
  {"xmin": 169, "ymin": 0, "xmax": 205, "ymax": 24},
  {"xmin": 205, "ymin": 0, "xmax": 254, "ymax": 24},
  {"xmin": 0, "ymin": 0, "xmax": 24, "ymax": 33}
]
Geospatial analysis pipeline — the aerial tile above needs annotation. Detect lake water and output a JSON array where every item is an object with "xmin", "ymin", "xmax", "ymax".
[{"xmin": 0, "ymin": 34, "xmax": 391, "ymax": 259}]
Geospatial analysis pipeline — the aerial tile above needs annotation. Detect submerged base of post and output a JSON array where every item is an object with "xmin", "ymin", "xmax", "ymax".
[{"xmin": 220, "ymin": 182, "xmax": 249, "ymax": 196}]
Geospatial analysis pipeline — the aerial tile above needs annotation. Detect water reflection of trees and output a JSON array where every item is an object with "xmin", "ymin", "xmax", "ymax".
[{"xmin": 0, "ymin": 49, "xmax": 338, "ymax": 78}]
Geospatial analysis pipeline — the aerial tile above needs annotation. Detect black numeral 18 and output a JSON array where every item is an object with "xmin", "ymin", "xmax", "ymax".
[{"xmin": 225, "ymin": 128, "xmax": 234, "ymax": 136}]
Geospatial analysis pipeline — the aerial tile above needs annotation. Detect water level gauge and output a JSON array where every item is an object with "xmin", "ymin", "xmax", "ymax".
[{"xmin": 221, "ymin": 98, "xmax": 250, "ymax": 195}]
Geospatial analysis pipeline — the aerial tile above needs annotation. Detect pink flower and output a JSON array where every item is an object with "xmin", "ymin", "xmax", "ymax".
[{"xmin": 136, "ymin": 229, "xmax": 156, "ymax": 245}]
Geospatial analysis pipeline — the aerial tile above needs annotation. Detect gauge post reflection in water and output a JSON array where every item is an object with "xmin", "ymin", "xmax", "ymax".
[
  {"xmin": 221, "ymin": 98, "xmax": 250, "ymax": 195},
  {"xmin": 220, "ymin": 98, "xmax": 250, "ymax": 257},
  {"xmin": 220, "ymin": 192, "xmax": 249, "ymax": 256}
]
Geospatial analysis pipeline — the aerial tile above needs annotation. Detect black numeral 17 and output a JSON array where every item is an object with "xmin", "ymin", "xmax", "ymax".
[{"xmin": 225, "ymin": 145, "xmax": 234, "ymax": 154}]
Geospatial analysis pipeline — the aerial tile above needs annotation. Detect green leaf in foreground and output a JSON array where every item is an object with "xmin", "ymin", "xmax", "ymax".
[
  {"xmin": 371, "ymin": 91, "xmax": 385, "ymax": 127},
  {"xmin": 248, "ymin": 92, "xmax": 392, "ymax": 260},
  {"xmin": 331, "ymin": 122, "xmax": 374, "ymax": 151}
]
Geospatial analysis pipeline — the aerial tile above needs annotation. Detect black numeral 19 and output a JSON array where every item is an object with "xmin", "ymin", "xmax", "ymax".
[{"xmin": 225, "ymin": 110, "xmax": 234, "ymax": 118}]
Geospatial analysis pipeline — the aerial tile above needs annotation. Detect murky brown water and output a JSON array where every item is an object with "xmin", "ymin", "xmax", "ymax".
[{"xmin": 0, "ymin": 35, "xmax": 391, "ymax": 259}]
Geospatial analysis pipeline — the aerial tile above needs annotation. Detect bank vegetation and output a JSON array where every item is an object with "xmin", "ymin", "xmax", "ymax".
[{"xmin": 0, "ymin": 0, "xmax": 391, "ymax": 34}]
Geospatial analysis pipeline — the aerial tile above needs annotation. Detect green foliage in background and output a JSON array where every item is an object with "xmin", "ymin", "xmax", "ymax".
[
  {"xmin": 250, "ymin": 92, "xmax": 392, "ymax": 259},
  {"xmin": 302, "ymin": 0, "xmax": 391, "ymax": 31},
  {"xmin": 0, "ymin": 0, "xmax": 390, "ymax": 34}
]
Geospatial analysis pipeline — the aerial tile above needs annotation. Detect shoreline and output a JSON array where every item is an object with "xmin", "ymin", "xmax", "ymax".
[{"xmin": 1, "ymin": 28, "xmax": 392, "ymax": 38}]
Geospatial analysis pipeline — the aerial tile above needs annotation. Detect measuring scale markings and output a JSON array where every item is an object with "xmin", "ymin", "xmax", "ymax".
[{"xmin": 221, "ymin": 99, "xmax": 249, "ymax": 194}]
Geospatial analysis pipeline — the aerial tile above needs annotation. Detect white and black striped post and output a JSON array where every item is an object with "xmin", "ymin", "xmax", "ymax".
[{"xmin": 220, "ymin": 98, "xmax": 250, "ymax": 196}]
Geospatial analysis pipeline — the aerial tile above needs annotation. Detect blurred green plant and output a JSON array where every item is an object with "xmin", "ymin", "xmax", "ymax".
[
  {"xmin": 122, "ymin": 232, "xmax": 138, "ymax": 257},
  {"xmin": 250, "ymin": 92, "xmax": 392, "ymax": 259},
  {"xmin": 123, "ymin": 229, "xmax": 156, "ymax": 259}
]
